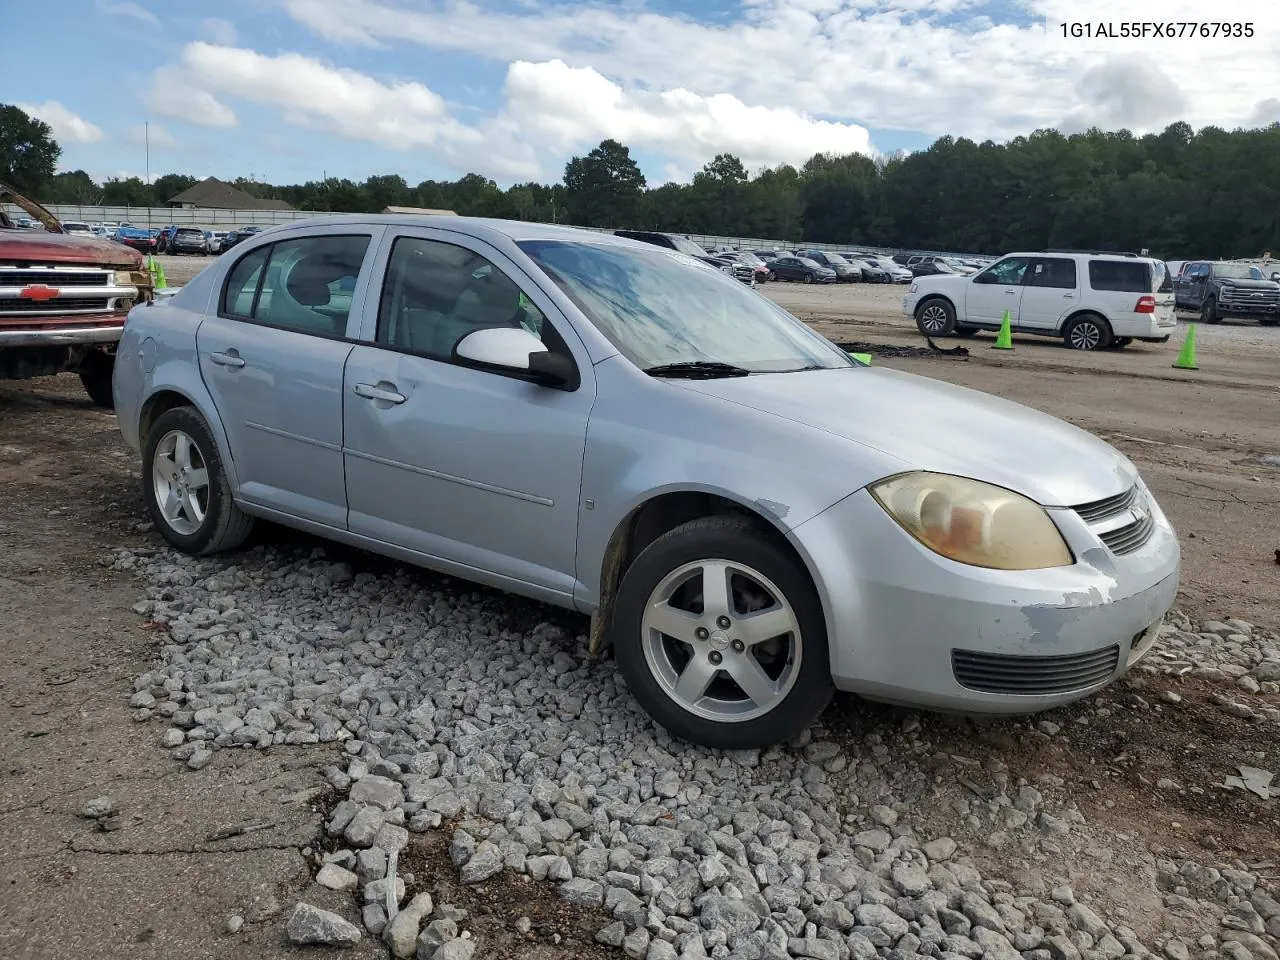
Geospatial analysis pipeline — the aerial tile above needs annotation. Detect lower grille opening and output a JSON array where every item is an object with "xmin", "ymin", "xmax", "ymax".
[{"xmin": 952, "ymin": 645, "xmax": 1120, "ymax": 695}]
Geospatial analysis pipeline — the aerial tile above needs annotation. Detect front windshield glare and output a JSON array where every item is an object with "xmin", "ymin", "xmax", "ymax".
[
  {"xmin": 1215, "ymin": 263, "xmax": 1260, "ymax": 280},
  {"xmin": 518, "ymin": 239, "xmax": 853, "ymax": 373}
]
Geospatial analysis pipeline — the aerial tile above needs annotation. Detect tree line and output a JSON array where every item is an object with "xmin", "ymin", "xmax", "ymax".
[{"xmin": 4, "ymin": 103, "xmax": 1278, "ymax": 257}]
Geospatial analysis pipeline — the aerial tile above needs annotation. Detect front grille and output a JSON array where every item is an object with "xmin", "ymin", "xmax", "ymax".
[
  {"xmin": 0, "ymin": 297, "xmax": 113, "ymax": 314},
  {"xmin": 0, "ymin": 268, "xmax": 111, "ymax": 287},
  {"xmin": 1072, "ymin": 486, "xmax": 1136, "ymax": 522},
  {"xmin": 1099, "ymin": 511, "xmax": 1156, "ymax": 555},
  {"xmin": 1219, "ymin": 289, "xmax": 1279, "ymax": 308},
  {"xmin": 952, "ymin": 645, "xmax": 1120, "ymax": 695}
]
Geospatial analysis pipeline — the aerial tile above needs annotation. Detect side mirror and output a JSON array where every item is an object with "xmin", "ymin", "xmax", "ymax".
[
  {"xmin": 454, "ymin": 326, "xmax": 574, "ymax": 388},
  {"xmin": 1271, "ymin": 272, "xmax": 1280, "ymax": 282}
]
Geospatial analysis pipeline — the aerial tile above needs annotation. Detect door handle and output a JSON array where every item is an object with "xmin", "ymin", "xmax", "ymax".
[
  {"xmin": 1063, "ymin": 293, "xmax": 1076, "ymax": 299},
  {"xmin": 1005, "ymin": 289, "xmax": 1018, "ymax": 295},
  {"xmin": 354, "ymin": 382, "xmax": 406, "ymax": 404},
  {"xmin": 209, "ymin": 350, "xmax": 245, "ymax": 368}
]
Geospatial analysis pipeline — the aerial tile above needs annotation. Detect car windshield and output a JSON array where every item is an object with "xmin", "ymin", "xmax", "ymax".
[
  {"xmin": 797, "ymin": 257, "xmax": 823, "ymax": 269},
  {"xmin": 737, "ymin": 252, "xmax": 764, "ymax": 266},
  {"xmin": 667, "ymin": 235, "xmax": 709, "ymax": 258},
  {"xmin": 518, "ymin": 239, "xmax": 853, "ymax": 373},
  {"xmin": 1214, "ymin": 263, "xmax": 1263, "ymax": 280}
]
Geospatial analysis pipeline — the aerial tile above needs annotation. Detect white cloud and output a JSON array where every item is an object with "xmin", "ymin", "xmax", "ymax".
[
  {"xmin": 502, "ymin": 60, "xmax": 873, "ymax": 170},
  {"xmin": 150, "ymin": 67, "xmax": 238, "ymax": 128},
  {"xmin": 93, "ymin": 0, "xmax": 160, "ymax": 28},
  {"xmin": 200, "ymin": 17, "xmax": 237, "ymax": 45},
  {"xmin": 16, "ymin": 101, "xmax": 105, "ymax": 144},
  {"xmin": 284, "ymin": 0, "xmax": 1280, "ymax": 141}
]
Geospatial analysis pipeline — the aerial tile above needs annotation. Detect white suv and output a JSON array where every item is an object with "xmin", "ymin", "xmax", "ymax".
[{"xmin": 903, "ymin": 252, "xmax": 1177, "ymax": 350}]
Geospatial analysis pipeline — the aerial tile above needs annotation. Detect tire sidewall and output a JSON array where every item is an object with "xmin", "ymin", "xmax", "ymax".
[
  {"xmin": 1202, "ymin": 299, "xmax": 1219, "ymax": 324},
  {"xmin": 915, "ymin": 298, "xmax": 956, "ymax": 336},
  {"xmin": 1065, "ymin": 314, "xmax": 1112, "ymax": 350},
  {"xmin": 612, "ymin": 520, "xmax": 833, "ymax": 748},
  {"xmin": 142, "ymin": 407, "xmax": 230, "ymax": 554}
]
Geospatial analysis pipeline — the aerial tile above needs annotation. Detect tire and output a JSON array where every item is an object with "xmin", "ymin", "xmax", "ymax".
[
  {"xmin": 1201, "ymin": 298, "xmax": 1220, "ymax": 324},
  {"xmin": 78, "ymin": 353, "xmax": 115, "ymax": 408},
  {"xmin": 142, "ymin": 406, "xmax": 254, "ymax": 555},
  {"xmin": 915, "ymin": 298, "xmax": 956, "ymax": 336},
  {"xmin": 802, "ymin": 273, "xmax": 813, "ymax": 284},
  {"xmin": 1259, "ymin": 317, "xmax": 1279, "ymax": 327},
  {"xmin": 612, "ymin": 515, "xmax": 834, "ymax": 749},
  {"xmin": 954, "ymin": 327, "xmax": 980, "ymax": 338},
  {"xmin": 1063, "ymin": 314, "xmax": 1113, "ymax": 351}
]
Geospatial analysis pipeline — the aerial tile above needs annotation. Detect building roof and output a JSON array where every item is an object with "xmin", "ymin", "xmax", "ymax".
[{"xmin": 168, "ymin": 177, "xmax": 294, "ymax": 210}]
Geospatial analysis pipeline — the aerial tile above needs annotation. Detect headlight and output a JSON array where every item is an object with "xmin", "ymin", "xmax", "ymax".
[{"xmin": 869, "ymin": 472, "xmax": 1073, "ymax": 570}]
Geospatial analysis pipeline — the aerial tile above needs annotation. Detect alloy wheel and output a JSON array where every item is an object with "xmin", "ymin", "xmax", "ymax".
[
  {"xmin": 151, "ymin": 429, "xmax": 210, "ymax": 535},
  {"xmin": 641, "ymin": 559, "xmax": 801, "ymax": 723},
  {"xmin": 919, "ymin": 303, "xmax": 949, "ymax": 334}
]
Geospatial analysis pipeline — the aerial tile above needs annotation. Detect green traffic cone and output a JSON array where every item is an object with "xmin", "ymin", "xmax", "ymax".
[
  {"xmin": 993, "ymin": 310, "xmax": 1014, "ymax": 350},
  {"xmin": 1172, "ymin": 324, "xmax": 1199, "ymax": 370},
  {"xmin": 155, "ymin": 258, "xmax": 168, "ymax": 289}
]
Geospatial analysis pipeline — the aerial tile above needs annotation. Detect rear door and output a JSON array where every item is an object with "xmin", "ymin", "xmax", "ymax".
[
  {"xmin": 1018, "ymin": 257, "xmax": 1079, "ymax": 330},
  {"xmin": 196, "ymin": 227, "xmax": 381, "ymax": 527}
]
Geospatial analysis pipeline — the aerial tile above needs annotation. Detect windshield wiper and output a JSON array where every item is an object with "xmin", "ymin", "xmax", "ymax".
[{"xmin": 643, "ymin": 361, "xmax": 751, "ymax": 379}]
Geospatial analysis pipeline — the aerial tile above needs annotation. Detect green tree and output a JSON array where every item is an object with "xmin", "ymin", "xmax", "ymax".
[
  {"xmin": 42, "ymin": 169, "xmax": 102, "ymax": 204},
  {"xmin": 151, "ymin": 173, "xmax": 197, "ymax": 204},
  {"xmin": 101, "ymin": 176, "xmax": 154, "ymax": 207},
  {"xmin": 0, "ymin": 103, "xmax": 61, "ymax": 194},
  {"xmin": 563, "ymin": 139, "xmax": 646, "ymax": 227}
]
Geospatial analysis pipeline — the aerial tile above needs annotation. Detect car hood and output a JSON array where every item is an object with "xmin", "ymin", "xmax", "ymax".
[
  {"xmin": 1217, "ymin": 278, "xmax": 1280, "ymax": 290},
  {"xmin": 672, "ymin": 366, "xmax": 1135, "ymax": 507},
  {"xmin": 0, "ymin": 230, "xmax": 144, "ymax": 268}
]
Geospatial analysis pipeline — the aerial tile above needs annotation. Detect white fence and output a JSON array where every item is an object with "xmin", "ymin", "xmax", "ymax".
[
  {"xmin": 3, "ymin": 203, "xmax": 991, "ymax": 259},
  {"xmin": 1, "ymin": 203, "xmax": 320, "ymax": 230}
]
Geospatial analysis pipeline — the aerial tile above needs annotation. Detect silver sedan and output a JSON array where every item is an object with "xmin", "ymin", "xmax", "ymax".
[{"xmin": 112, "ymin": 216, "xmax": 1180, "ymax": 748}]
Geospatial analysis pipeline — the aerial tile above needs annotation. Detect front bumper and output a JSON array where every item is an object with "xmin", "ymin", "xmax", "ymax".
[
  {"xmin": 0, "ymin": 319, "xmax": 125, "ymax": 347},
  {"xmin": 790, "ymin": 486, "xmax": 1180, "ymax": 714}
]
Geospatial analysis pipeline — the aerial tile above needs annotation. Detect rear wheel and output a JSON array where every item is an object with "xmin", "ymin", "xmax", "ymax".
[
  {"xmin": 612, "ymin": 516, "xmax": 833, "ymax": 748},
  {"xmin": 142, "ymin": 407, "xmax": 254, "ymax": 555},
  {"xmin": 915, "ymin": 298, "xmax": 956, "ymax": 336},
  {"xmin": 1201, "ymin": 298, "xmax": 1220, "ymax": 324},
  {"xmin": 1064, "ymin": 314, "xmax": 1113, "ymax": 351}
]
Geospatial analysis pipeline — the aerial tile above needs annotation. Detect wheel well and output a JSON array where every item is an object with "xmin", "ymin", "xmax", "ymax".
[
  {"xmin": 139, "ymin": 389, "xmax": 195, "ymax": 442},
  {"xmin": 589, "ymin": 492, "xmax": 814, "ymax": 654},
  {"xmin": 915, "ymin": 294, "xmax": 954, "ymax": 316},
  {"xmin": 1060, "ymin": 310, "xmax": 1111, "ymax": 335}
]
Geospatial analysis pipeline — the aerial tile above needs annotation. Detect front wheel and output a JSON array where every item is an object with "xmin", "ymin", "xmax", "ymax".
[
  {"xmin": 142, "ymin": 406, "xmax": 254, "ymax": 555},
  {"xmin": 802, "ymin": 273, "xmax": 813, "ymax": 284},
  {"xmin": 1201, "ymin": 299, "xmax": 1220, "ymax": 324},
  {"xmin": 78, "ymin": 352, "xmax": 115, "ymax": 408},
  {"xmin": 1063, "ymin": 314, "xmax": 1113, "ymax": 350},
  {"xmin": 612, "ymin": 516, "xmax": 834, "ymax": 749},
  {"xmin": 915, "ymin": 298, "xmax": 956, "ymax": 336}
]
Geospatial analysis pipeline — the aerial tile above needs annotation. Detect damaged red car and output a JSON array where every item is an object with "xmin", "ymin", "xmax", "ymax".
[{"xmin": 1, "ymin": 181, "xmax": 154, "ymax": 406}]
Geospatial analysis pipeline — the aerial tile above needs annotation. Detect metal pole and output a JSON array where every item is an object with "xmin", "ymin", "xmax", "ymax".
[{"xmin": 145, "ymin": 121, "xmax": 151, "ymax": 231}]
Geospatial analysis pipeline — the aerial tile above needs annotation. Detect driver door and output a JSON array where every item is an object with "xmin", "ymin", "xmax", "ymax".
[
  {"xmin": 965, "ymin": 256, "xmax": 1031, "ymax": 324},
  {"xmin": 342, "ymin": 229, "xmax": 595, "ymax": 602}
]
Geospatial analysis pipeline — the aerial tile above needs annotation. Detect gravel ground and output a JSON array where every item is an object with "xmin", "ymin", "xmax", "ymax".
[{"xmin": 108, "ymin": 536, "xmax": 1280, "ymax": 960}]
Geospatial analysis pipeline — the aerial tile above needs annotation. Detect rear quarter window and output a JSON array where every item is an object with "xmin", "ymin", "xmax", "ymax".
[{"xmin": 1088, "ymin": 260, "xmax": 1152, "ymax": 293}]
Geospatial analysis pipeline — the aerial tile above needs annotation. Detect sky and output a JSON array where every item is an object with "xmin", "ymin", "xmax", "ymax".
[{"xmin": 5, "ymin": 0, "xmax": 1280, "ymax": 191}]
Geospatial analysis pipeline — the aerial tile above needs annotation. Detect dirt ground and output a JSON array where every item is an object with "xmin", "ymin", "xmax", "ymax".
[{"xmin": 0, "ymin": 262, "xmax": 1277, "ymax": 957}]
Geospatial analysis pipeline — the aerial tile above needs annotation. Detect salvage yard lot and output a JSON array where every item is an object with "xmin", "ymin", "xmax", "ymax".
[{"xmin": 1, "ymin": 257, "xmax": 1278, "ymax": 960}]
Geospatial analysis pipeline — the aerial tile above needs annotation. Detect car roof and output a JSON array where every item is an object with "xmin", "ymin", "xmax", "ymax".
[{"xmin": 263, "ymin": 214, "xmax": 650, "ymax": 249}]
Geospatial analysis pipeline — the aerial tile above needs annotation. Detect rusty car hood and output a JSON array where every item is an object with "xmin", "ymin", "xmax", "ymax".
[{"xmin": 0, "ymin": 230, "xmax": 144, "ymax": 268}]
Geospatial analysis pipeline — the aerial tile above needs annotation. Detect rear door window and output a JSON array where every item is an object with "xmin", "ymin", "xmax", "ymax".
[
  {"xmin": 1088, "ymin": 260, "xmax": 1152, "ymax": 293},
  {"xmin": 1026, "ymin": 258, "xmax": 1077, "ymax": 289}
]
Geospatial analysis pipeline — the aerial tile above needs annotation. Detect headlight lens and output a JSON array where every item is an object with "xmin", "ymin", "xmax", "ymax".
[{"xmin": 870, "ymin": 472, "xmax": 1073, "ymax": 570}]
